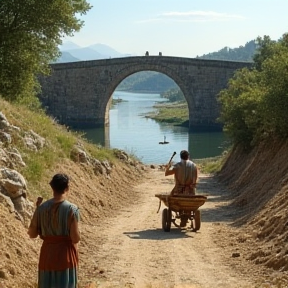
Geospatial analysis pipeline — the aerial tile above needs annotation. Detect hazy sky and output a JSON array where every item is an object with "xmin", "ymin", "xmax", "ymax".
[{"xmin": 64, "ymin": 0, "xmax": 288, "ymax": 58}]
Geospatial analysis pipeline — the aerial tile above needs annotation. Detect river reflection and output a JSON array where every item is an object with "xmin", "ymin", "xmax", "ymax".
[{"xmin": 80, "ymin": 91, "xmax": 229, "ymax": 164}]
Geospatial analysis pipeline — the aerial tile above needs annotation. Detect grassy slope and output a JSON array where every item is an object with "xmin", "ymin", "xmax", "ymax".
[
  {"xmin": 1, "ymin": 99, "xmax": 120, "ymax": 198},
  {"xmin": 0, "ymin": 98, "xmax": 147, "ymax": 287}
]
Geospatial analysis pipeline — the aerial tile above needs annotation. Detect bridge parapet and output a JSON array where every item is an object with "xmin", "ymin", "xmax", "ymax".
[{"xmin": 39, "ymin": 56, "xmax": 253, "ymax": 131}]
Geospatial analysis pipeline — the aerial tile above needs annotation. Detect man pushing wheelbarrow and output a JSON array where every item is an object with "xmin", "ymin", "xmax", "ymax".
[
  {"xmin": 165, "ymin": 150, "xmax": 198, "ymax": 197},
  {"xmin": 155, "ymin": 150, "xmax": 207, "ymax": 232}
]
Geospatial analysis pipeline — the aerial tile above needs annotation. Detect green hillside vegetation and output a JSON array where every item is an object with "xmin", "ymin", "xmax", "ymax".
[
  {"xmin": 218, "ymin": 34, "xmax": 288, "ymax": 149},
  {"xmin": 197, "ymin": 40, "xmax": 257, "ymax": 61},
  {"xmin": 117, "ymin": 71, "xmax": 177, "ymax": 93}
]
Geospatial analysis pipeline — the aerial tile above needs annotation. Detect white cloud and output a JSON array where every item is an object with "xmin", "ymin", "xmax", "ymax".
[{"xmin": 137, "ymin": 10, "xmax": 245, "ymax": 24}]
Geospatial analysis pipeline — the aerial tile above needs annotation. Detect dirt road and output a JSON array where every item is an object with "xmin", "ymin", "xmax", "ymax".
[{"xmin": 79, "ymin": 168, "xmax": 262, "ymax": 288}]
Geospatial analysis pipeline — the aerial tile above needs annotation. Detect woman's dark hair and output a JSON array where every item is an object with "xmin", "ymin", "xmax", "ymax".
[
  {"xmin": 180, "ymin": 150, "xmax": 189, "ymax": 160},
  {"xmin": 50, "ymin": 173, "xmax": 69, "ymax": 194}
]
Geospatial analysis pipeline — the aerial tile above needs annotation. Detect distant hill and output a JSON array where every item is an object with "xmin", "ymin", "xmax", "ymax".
[
  {"xmin": 197, "ymin": 40, "xmax": 257, "ymax": 62},
  {"xmin": 117, "ymin": 71, "xmax": 177, "ymax": 93},
  {"xmin": 59, "ymin": 41, "xmax": 132, "ymax": 61},
  {"xmin": 60, "ymin": 41, "xmax": 81, "ymax": 51},
  {"xmin": 87, "ymin": 43, "xmax": 132, "ymax": 58},
  {"xmin": 62, "ymin": 47, "xmax": 106, "ymax": 61},
  {"xmin": 54, "ymin": 51, "xmax": 80, "ymax": 63}
]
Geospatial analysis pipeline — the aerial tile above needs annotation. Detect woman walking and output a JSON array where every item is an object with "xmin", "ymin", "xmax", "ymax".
[{"xmin": 28, "ymin": 173, "xmax": 80, "ymax": 288}]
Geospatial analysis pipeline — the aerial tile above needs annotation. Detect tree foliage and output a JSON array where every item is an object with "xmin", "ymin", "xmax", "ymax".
[
  {"xmin": 253, "ymin": 35, "xmax": 277, "ymax": 71},
  {"xmin": 218, "ymin": 33, "xmax": 288, "ymax": 148},
  {"xmin": 160, "ymin": 88, "xmax": 185, "ymax": 102},
  {"xmin": 0, "ymin": 0, "xmax": 91, "ymax": 103}
]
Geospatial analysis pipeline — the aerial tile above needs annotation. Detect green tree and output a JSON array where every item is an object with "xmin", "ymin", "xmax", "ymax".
[
  {"xmin": 218, "ymin": 68, "xmax": 263, "ymax": 148},
  {"xmin": 0, "ymin": 0, "xmax": 91, "ymax": 103},
  {"xmin": 218, "ymin": 33, "xmax": 288, "ymax": 148},
  {"xmin": 160, "ymin": 88, "xmax": 184, "ymax": 102},
  {"xmin": 253, "ymin": 35, "xmax": 276, "ymax": 71},
  {"xmin": 259, "ymin": 34, "xmax": 288, "ymax": 137}
]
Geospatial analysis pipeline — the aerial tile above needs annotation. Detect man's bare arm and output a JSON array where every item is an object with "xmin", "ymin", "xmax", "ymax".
[{"xmin": 165, "ymin": 164, "xmax": 175, "ymax": 176}]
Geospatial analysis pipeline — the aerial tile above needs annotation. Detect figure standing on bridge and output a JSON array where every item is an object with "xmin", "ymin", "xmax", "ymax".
[{"xmin": 165, "ymin": 150, "xmax": 198, "ymax": 196}]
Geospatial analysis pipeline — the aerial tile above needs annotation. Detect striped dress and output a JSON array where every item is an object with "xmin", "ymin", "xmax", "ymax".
[{"xmin": 30, "ymin": 199, "xmax": 80, "ymax": 288}]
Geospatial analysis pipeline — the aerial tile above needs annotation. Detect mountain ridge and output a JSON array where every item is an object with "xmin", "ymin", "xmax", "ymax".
[{"xmin": 57, "ymin": 42, "xmax": 134, "ymax": 62}]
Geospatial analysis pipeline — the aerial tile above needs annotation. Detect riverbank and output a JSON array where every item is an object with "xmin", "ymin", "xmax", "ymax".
[{"xmin": 144, "ymin": 101, "xmax": 189, "ymax": 127}]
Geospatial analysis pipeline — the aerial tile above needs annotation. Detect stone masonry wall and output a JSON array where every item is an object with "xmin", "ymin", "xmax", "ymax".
[{"xmin": 39, "ymin": 56, "xmax": 252, "ymax": 131}]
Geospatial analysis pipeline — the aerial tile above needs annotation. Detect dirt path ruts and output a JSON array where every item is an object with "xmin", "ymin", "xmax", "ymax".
[{"xmin": 80, "ymin": 169, "xmax": 256, "ymax": 288}]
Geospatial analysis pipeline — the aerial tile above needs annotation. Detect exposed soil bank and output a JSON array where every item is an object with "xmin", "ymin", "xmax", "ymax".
[
  {"xmin": 217, "ymin": 139, "xmax": 288, "ymax": 274},
  {"xmin": 1, "ymin": 139, "xmax": 288, "ymax": 287}
]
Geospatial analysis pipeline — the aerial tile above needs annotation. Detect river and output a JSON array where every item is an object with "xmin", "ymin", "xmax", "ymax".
[{"xmin": 81, "ymin": 91, "xmax": 229, "ymax": 164}]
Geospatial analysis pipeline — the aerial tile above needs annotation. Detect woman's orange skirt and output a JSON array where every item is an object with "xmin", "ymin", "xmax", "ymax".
[{"xmin": 39, "ymin": 236, "xmax": 78, "ymax": 271}]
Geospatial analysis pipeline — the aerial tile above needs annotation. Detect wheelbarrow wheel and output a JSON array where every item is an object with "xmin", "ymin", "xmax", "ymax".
[
  {"xmin": 162, "ymin": 208, "xmax": 172, "ymax": 232},
  {"xmin": 193, "ymin": 209, "xmax": 201, "ymax": 231}
]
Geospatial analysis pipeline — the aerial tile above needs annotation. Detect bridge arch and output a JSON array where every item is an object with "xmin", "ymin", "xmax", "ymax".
[
  {"xmin": 39, "ymin": 56, "xmax": 252, "ymax": 131},
  {"xmin": 104, "ymin": 65, "xmax": 188, "ymax": 125}
]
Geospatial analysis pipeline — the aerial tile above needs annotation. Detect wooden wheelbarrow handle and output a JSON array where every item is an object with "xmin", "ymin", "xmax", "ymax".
[{"xmin": 157, "ymin": 199, "xmax": 162, "ymax": 213}]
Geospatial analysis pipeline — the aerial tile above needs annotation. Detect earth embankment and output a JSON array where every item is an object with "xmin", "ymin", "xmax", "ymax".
[
  {"xmin": 1, "ymin": 139, "xmax": 288, "ymax": 287},
  {"xmin": 217, "ymin": 139, "xmax": 288, "ymax": 274}
]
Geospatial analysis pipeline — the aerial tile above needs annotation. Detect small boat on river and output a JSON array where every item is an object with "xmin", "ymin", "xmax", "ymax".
[{"xmin": 159, "ymin": 136, "xmax": 169, "ymax": 144}]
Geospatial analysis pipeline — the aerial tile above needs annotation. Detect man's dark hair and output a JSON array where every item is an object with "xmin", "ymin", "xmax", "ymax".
[
  {"xmin": 50, "ymin": 173, "xmax": 69, "ymax": 194},
  {"xmin": 180, "ymin": 150, "xmax": 189, "ymax": 160}
]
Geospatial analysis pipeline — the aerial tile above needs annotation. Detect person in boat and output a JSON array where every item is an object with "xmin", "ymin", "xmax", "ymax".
[
  {"xmin": 165, "ymin": 150, "xmax": 198, "ymax": 196},
  {"xmin": 159, "ymin": 136, "xmax": 169, "ymax": 144},
  {"xmin": 28, "ymin": 173, "xmax": 80, "ymax": 288}
]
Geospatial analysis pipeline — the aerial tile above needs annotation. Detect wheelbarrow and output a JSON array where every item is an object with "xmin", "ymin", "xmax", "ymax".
[{"xmin": 155, "ymin": 193, "xmax": 207, "ymax": 232}]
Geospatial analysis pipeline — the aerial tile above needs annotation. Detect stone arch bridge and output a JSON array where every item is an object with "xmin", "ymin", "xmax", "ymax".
[{"xmin": 39, "ymin": 56, "xmax": 252, "ymax": 131}]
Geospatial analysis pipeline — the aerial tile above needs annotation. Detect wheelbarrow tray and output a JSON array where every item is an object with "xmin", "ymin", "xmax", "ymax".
[{"xmin": 155, "ymin": 193, "xmax": 207, "ymax": 212}]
